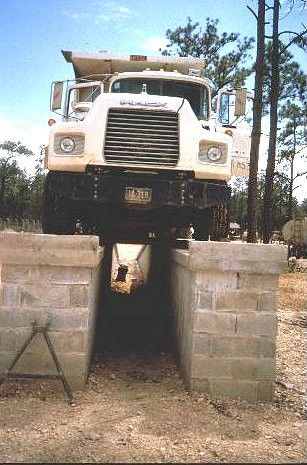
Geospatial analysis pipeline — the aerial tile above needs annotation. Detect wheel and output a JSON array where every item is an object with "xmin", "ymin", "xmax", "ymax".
[
  {"xmin": 193, "ymin": 204, "xmax": 229, "ymax": 241},
  {"xmin": 192, "ymin": 211, "xmax": 211, "ymax": 241},
  {"xmin": 210, "ymin": 203, "xmax": 230, "ymax": 241},
  {"xmin": 42, "ymin": 180, "xmax": 76, "ymax": 234}
]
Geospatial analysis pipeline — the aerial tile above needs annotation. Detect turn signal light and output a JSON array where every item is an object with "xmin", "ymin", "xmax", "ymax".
[
  {"xmin": 225, "ymin": 129, "xmax": 233, "ymax": 137},
  {"xmin": 48, "ymin": 118, "xmax": 56, "ymax": 126}
]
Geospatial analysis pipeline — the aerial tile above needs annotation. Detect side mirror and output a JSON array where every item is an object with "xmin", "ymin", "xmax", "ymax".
[
  {"xmin": 51, "ymin": 81, "xmax": 64, "ymax": 111},
  {"xmin": 234, "ymin": 88, "xmax": 247, "ymax": 116}
]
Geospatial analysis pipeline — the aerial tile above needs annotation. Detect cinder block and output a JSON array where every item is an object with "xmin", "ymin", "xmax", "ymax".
[
  {"xmin": 193, "ymin": 333, "xmax": 212, "ymax": 354},
  {"xmin": 1, "ymin": 264, "xmax": 93, "ymax": 285},
  {"xmin": 210, "ymin": 379, "xmax": 259, "ymax": 402},
  {"xmin": 195, "ymin": 271, "xmax": 238, "ymax": 291},
  {"xmin": 258, "ymin": 293, "xmax": 277, "ymax": 312},
  {"xmin": 0, "ymin": 352, "xmax": 15, "ymax": 372},
  {"xmin": 238, "ymin": 273, "xmax": 279, "ymax": 291},
  {"xmin": 1, "ymin": 284, "xmax": 21, "ymax": 308},
  {"xmin": 236, "ymin": 314, "xmax": 277, "ymax": 337},
  {"xmin": 47, "ymin": 308, "xmax": 91, "ymax": 331},
  {"xmin": 0, "ymin": 330, "xmax": 16, "ymax": 352},
  {"xmin": 231, "ymin": 357, "xmax": 276, "ymax": 380},
  {"xmin": 13, "ymin": 329, "xmax": 88, "ymax": 354},
  {"xmin": 191, "ymin": 355, "xmax": 231, "ymax": 378},
  {"xmin": 190, "ymin": 241, "xmax": 287, "ymax": 262},
  {"xmin": 6, "ymin": 351, "xmax": 88, "ymax": 391},
  {"xmin": 194, "ymin": 290, "xmax": 213, "ymax": 310},
  {"xmin": 69, "ymin": 285, "xmax": 90, "ymax": 308},
  {"xmin": 51, "ymin": 331, "xmax": 88, "ymax": 353},
  {"xmin": 188, "ymin": 377, "xmax": 211, "ymax": 393},
  {"xmin": 21, "ymin": 284, "xmax": 70, "ymax": 309},
  {"xmin": 216, "ymin": 290, "xmax": 259, "ymax": 312},
  {"xmin": 0, "ymin": 232, "xmax": 101, "ymax": 268},
  {"xmin": 40, "ymin": 266, "xmax": 93, "ymax": 284},
  {"xmin": 1, "ymin": 265, "xmax": 39, "ymax": 284},
  {"xmin": 258, "ymin": 337, "xmax": 276, "ymax": 358},
  {"xmin": 190, "ymin": 258, "xmax": 286, "ymax": 274},
  {"xmin": 188, "ymin": 242, "xmax": 287, "ymax": 272},
  {"xmin": 258, "ymin": 381, "xmax": 275, "ymax": 402},
  {"xmin": 194, "ymin": 333, "xmax": 259, "ymax": 358},
  {"xmin": 9, "ymin": 350, "xmax": 60, "ymax": 374},
  {"xmin": 0, "ymin": 308, "xmax": 90, "ymax": 331},
  {"xmin": 0, "ymin": 309, "xmax": 35, "ymax": 328},
  {"xmin": 194, "ymin": 311, "xmax": 236, "ymax": 334}
]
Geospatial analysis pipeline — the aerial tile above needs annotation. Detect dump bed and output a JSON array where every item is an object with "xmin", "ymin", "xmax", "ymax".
[{"xmin": 62, "ymin": 50, "xmax": 205, "ymax": 78}]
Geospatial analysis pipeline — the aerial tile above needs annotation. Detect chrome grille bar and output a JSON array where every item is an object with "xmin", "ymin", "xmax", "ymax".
[{"xmin": 104, "ymin": 108, "xmax": 179, "ymax": 167}]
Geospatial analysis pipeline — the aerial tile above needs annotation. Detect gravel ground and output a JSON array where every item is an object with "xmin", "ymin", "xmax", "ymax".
[{"xmin": 0, "ymin": 270, "xmax": 306, "ymax": 463}]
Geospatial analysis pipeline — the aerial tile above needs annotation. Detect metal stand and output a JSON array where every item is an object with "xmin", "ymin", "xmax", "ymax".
[{"xmin": 0, "ymin": 321, "xmax": 75, "ymax": 405}]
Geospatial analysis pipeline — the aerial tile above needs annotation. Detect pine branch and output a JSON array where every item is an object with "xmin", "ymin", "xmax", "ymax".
[
  {"xmin": 247, "ymin": 5, "xmax": 258, "ymax": 20},
  {"xmin": 294, "ymin": 170, "xmax": 307, "ymax": 180},
  {"xmin": 280, "ymin": 28, "xmax": 307, "ymax": 54}
]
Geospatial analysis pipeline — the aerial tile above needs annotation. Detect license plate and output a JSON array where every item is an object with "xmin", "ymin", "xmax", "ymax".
[{"xmin": 125, "ymin": 187, "xmax": 152, "ymax": 204}]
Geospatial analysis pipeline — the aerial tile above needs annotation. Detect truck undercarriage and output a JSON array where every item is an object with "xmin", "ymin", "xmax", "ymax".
[{"xmin": 42, "ymin": 169, "xmax": 230, "ymax": 243}]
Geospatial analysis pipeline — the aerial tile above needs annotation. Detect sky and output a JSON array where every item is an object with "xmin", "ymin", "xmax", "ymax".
[{"xmin": 0, "ymin": 0, "xmax": 306, "ymax": 200}]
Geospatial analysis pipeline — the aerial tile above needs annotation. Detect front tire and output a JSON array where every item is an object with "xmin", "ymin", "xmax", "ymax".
[
  {"xmin": 211, "ymin": 203, "xmax": 230, "ymax": 241},
  {"xmin": 193, "ymin": 204, "xmax": 229, "ymax": 241},
  {"xmin": 42, "ymin": 181, "xmax": 76, "ymax": 235},
  {"xmin": 193, "ymin": 211, "xmax": 211, "ymax": 241}
]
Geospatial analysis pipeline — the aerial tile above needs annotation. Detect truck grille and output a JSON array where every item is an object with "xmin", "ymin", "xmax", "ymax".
[{"xmin": 104, "ymin": 109, "xmax": 179, "ymax": 166}]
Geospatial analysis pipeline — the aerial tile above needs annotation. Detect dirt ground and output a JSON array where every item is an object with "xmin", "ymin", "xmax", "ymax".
[{"xmin": 0, "ymin": 270, "xmax": 306, "ymax": 463}]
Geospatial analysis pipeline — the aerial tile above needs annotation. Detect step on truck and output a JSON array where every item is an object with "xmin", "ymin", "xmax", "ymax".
[{"xmin": 43, "ymin": 50, "xmax": 252, "ymax": 242}]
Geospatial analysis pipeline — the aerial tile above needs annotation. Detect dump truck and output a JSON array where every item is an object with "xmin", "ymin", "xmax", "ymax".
[
  {"xmin": 282, "ymin": 217, "xmax": 307, "ymax": 258},
  {"xmin": 43, "ymin": 50, "xmax": 252, "ymax": 242}
]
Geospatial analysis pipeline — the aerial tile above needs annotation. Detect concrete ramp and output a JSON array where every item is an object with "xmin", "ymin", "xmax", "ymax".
[
  {"xmin": 170, "ymin": 241, "xmax": 287, "ymax": 402},
  {"xmin": 0, "ymin": 232, "xmax": 102, "ymax": 390},
  {"xmin": 0, "ymin": 233, "xmax": 287, "ymax": 402}
]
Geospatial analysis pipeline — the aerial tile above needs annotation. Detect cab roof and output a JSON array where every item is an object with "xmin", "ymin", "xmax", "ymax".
[{"xmin": 62, "ymin": 50, "xmax": 205, "ymax": 78}]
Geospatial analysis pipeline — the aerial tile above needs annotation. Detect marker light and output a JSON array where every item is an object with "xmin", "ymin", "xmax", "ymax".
[{"xmin": 48, "ymin": 119, "xmax": 56, "ymax": 126}]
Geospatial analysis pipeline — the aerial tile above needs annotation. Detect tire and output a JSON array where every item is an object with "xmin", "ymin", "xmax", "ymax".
[
  {"xmin": 192, "ymin": 211, "xmax": 211, "ymax": 241},
  {"xmin": 42, "ymin": 181, "xmax": 76, "ymax": 235},
  {"xmin": 193, "ymin": 204, "xmax": 230, "ymax": 241},
  {"xmin": 210, "ymin": 203, "xmax": 230, "ymax": 241}
]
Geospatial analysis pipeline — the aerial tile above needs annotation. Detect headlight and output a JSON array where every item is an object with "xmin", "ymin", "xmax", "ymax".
[
  {"xmin": 198, "ymin": 142, "xmax": 226, "ymax": 163},
  {"xmin": 60, "ymin": 137, "xmax": 75, "ymax": 153},
  {"xmin": 54, "ymin": 133, "xmax": 85, "ymax": 155},
  {"xmin": 207, "ymin": 146, "xmax": 222, "ymax": 161}
]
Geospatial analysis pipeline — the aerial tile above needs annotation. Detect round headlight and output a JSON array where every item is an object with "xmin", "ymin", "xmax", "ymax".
[
  {"xmin": 60, "ymin": 137, "xmax": 75, "ymax": 153},
  {"xmin": 207, "ymin": 146, "xmax": 222, "ymax": 161}
]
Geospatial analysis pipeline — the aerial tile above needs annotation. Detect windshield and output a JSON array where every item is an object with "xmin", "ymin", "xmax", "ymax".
[{"xmin": 111, "ymin": 78, "xmax": 209, "ymax": 120}]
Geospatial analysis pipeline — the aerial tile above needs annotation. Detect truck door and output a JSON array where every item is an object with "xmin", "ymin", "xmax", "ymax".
[{"xmin": 215, "ymin": 88, "xmax": 253, "ymax": 177}]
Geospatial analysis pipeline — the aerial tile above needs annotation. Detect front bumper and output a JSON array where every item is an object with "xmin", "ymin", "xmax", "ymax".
[{"xmin": 46, "ymin": 169, "xmax": 230, "ymax": 210}]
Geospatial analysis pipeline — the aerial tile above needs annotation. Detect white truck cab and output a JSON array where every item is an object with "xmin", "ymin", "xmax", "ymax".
[{"xmin": 43, "ymin": 50, "xmax": 252, "ymax": 242}]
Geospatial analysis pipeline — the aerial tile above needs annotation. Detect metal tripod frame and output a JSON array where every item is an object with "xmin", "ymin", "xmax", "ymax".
[{"xmin": 0, "ymin": 321, "xmax": 75, "ymax": 405}]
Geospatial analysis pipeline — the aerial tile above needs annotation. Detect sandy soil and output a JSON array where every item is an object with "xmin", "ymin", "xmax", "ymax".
[{"xmin": 0, "ymin": 270, "xmax": 306, "ymax": 463}]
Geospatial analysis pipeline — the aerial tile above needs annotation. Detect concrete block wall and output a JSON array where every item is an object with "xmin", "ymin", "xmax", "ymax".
[
  {"xmin": 171, "ymin": 241, "xmax": 287, "ymax": 402},
  {"xmin": 0, "ymin": 232, "xmax": 102, "ymax": 390}
]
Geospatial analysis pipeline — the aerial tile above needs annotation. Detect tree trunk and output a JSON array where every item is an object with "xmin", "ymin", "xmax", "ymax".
[
  {"xmin": 247, "ymin": 0, "xmax": 266, "ymax": 243},
  {"xmin": 287, "ymin": 154, "xmax": 294, "ymax": 220},
  {"xmin": 287, "ymin": 117, "xmax": 296, "ymax": 220},
  {"xmin": 263, "ymin": 0, "xmax": 280, "ymax": 243}
]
